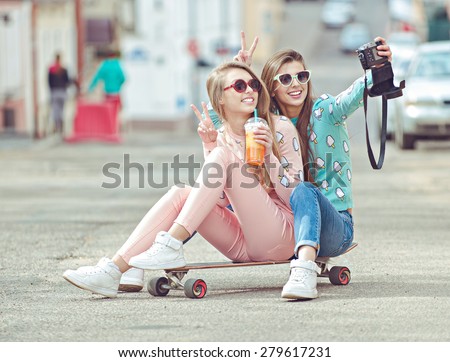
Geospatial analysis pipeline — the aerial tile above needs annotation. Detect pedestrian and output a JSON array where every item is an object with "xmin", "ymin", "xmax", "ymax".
[
  {"xmin": 257, "ymin": 37, "xmax": 392, "ymax": 300},
  {"xmin": 63, "ymin": 61, "xmax": 303, "ymax": 298},
  {"xmin": 88, "ymin": 49, "xmax": 126, "ymax": 110},
  {"xmin": 48, "ymin": 53, "xmax": 71, "ymax": 133}
]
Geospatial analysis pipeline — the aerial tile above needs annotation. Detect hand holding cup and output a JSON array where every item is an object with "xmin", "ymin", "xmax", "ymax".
[
  {"xmin": 245, "ymin": 117, "xmax": 270, "ymax": 166},
  {"xmin": 252, "ymin": 123, "xmax": 272, "ymax": 156}
]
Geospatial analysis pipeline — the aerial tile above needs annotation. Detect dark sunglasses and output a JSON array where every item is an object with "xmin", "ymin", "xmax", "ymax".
[
  {"xmin": 273, "ymin": 70, "xmax": 311, "ymax": 87},
  {"xmin": 224, "ymin": 78, "xmax": 262, "ymax": 93}
]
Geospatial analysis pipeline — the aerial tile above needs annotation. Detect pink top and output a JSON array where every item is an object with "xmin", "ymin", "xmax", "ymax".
[{"xmin": 202, "ymin": 115, "xmax": 304, "ymax": 209}]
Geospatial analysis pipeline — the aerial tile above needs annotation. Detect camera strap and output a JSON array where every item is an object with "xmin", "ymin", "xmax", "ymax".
[{"xmin": 363, "ymin": 75, "xmax": 387, "ymax": 170}]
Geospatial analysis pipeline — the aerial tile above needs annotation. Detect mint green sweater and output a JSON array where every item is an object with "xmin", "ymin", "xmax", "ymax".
[{"xmin": 291, "ymin": 74, "xmax": 372, "ymax": 210}]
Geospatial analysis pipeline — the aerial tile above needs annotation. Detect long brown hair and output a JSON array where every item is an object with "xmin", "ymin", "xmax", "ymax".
[
  {"xmin": 261, "ymin": 49, "xmax": 315, "ymax": 182},
  {"xmin": 206, "ymin": 61, "xmax": 282, "ymax": 185}
]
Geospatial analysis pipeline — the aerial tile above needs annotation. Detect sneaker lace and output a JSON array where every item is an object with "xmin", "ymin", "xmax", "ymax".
[
  {"xmin": 290, "ymin": 267, "xmax": 312, "ymax": 284},
  {"xmin": 144, "ymin": 242, "xmax": 166, "ymax": 256},
  {"xmin": 84, "ymin": 258, "xmax": 109, "ymax": 275},
  {"xmin": 78, "ymin": 264, "xmax": 105, "ymax": 276}
]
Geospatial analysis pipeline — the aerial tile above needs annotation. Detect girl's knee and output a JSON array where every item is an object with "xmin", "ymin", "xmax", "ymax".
[
  {"xmin": 290, "ymin": 182, "xmax": 316, "ymax": 207},
  {"xmin": 204, "ymin": 147, "xmax": 236, "ymax": 179},
  {"xmin": 169, "ymin": 184, "xmax": 192, "ymax": 200}
]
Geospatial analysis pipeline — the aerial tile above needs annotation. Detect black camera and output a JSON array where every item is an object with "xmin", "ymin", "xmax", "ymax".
[
  {"xmin": 356, "ymin": 41, "xmax": 405, "ymax": 99},
  {"xmin": 357, "ymin": 41, "xmax": 386, "ymax": 69},
  {"xmin": 355, "ymin": 40, "xmax": 407, "ymax": 170}
]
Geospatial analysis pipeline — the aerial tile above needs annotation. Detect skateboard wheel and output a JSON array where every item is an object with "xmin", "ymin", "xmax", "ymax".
[
  {"xmin": 329, "ymin": 266, "xmax": 351, "ymax": 285},
  {"xmin": 147, "ymin": 277, "xmax": 170, "ymax": 297},
  {"xmin": 184, "ymin": 278, "xmax": 207, "ymax": 299}
]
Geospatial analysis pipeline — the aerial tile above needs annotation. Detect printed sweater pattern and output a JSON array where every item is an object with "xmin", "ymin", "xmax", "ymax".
[{"xmin": 294, "ymin": 74, "xmax": 372, "ymax": 211}]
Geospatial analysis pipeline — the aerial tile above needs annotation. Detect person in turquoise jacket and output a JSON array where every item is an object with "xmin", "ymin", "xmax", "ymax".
[
  {"xmin": 88, "ymin": 50, "xmax": 126, "ymax": 107},
  {"xmin": 213, "ymin": 32, "xmax": 393, "ymax": 300}
]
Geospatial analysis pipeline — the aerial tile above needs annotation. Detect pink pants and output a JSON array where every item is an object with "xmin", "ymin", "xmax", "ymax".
[{"xmin": 117, "ymin": 147, "xmax": 295, "ymax": 262}]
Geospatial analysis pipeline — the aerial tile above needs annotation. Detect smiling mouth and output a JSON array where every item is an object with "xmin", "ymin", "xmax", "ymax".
[
  {"xmin": 242, "ymin": 97, "xmax": 255, "ymax": 103},
  {"xmin": 288, "ymin": 90, "xmax": 302, "ymax": 97}
]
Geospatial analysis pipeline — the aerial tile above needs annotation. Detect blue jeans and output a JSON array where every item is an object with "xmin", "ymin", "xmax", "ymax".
[{"xmin": 289, "ymin": 182, "xmax": 354, "ymax": 258}]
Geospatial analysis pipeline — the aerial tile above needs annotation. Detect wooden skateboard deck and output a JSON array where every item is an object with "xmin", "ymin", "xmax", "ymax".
[
  {"xmin": 148, "ymin": 242, "xmax": 358, "ymax": 299},
  {"xmin": 164, "ymin": 242, "xmax": 358, "ymax": 272},
  {"xmin": 164, "ymin": 260, "xmax": 290, "ymax": 272}
]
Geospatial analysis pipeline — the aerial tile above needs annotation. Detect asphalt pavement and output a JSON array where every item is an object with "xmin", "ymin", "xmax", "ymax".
[
  {"xmin": 1, "ymin": 0, "xmax": 450, "ymax": 346},
  {"xmin": 1, "ymin": 119, "xmax": 450, "ymax": 343}
]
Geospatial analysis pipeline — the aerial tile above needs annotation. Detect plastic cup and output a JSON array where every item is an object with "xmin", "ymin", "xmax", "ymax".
[{"xmin": 244, "ymin": 117, "xmax": 267, "ymax": 167}]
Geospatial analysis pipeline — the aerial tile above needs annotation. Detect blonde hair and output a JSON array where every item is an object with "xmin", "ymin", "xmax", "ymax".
[
  {"xmin": 261, "ymin": 50, "xmax": 315, "ymax": 182},
  {"xmin": 206, "ymin": 61, "xmax": 281, "ymax": 186}
]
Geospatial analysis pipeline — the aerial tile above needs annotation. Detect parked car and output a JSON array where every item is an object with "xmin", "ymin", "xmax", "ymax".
[
  {"xmin": 376, "ymin": 33, "xmax": 420, "ymax": 140},
  {"xmin": 394, "ymin": 41, "xmax": 450, "ymax": 149},
  {"xmin": 339, "ymin": 23, "xmax": 371, "ymax": 53},
  {"xmin": 375, "ymin": 54, "xmax": 413, "ymax": 140},
  {"xmin": 321, "ymin": 0, "xmax": 356, "ymax": 29},
  {"xmin": 388, "ymin": 31, "xmax": 421, "ymax": 48}
]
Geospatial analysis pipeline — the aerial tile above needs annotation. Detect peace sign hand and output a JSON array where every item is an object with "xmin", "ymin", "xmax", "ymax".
[
  {"xmin": 191, "ymin": 102, "xmax": 218, "ymax": 144},
  {"xmin": 232, "ymin": 31, "xmax": 259, "ymax": 67}
]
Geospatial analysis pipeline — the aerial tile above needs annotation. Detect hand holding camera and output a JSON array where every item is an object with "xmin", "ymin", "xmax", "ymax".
[
  {"xmin": 356, "ymin": 36, "xmax": 405, "ymax": 170},
  {"xmin": 356, "ymin": 37, "xmax": 405, "ymax": 99},
  {"xmin": 357, "ymin": 37, "xmax": 392, "ymax": 69}
]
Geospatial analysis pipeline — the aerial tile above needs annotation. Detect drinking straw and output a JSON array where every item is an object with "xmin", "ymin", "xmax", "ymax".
[{"xmin": 254, "ymin": 108, "xmax": 258, "ymax": 120}]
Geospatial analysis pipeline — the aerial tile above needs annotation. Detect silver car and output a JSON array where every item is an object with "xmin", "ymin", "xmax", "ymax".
[
  {"xmin": 321, "ymin": 0, "xmax": 355, "ymax": 29},
  {"xmin": 394, "ymin": 41, "xmax": 450, "ymax": 149},
  {"xmin": 376, "ymin": 42, "xmax": 417, "ymax": 140},
  {"xmin": 339, "ymin": 23, "xmax": 371, "ymax": 53}
]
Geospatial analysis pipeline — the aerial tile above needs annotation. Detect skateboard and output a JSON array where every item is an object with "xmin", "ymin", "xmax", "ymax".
[{"xmin": 147, "ymin": 243, "xmax": 358, "ymax": 299}]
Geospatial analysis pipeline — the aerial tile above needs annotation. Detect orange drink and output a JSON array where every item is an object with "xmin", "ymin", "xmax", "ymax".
[{"xmin": 245, "ymin": 117, "xmax": 267, "ymax": 167}]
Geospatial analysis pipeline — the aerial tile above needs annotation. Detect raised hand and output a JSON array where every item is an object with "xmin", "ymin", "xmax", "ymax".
[
  {"xmin": 233, "ymin": 31, "xmax": 259, "ymax": 67},
  {"xmin": 375, "ymin": 36, "xmax": 392, "ymax": 62},
  {"xmin": 191, "ymin": 102, "xmax": 218, "ymax": 144}
]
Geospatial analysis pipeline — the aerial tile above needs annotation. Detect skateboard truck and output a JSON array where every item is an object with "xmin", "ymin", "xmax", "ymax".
[{"xmin": 148, "ymin": 271, "xmax": 207, "ymax": 299}]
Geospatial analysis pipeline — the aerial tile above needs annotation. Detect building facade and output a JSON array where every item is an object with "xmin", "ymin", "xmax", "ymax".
[
  {"xmin": 0, "ymin": 0, "xmax": 77, "ymax": 138},
  {"xmin": 121, "ymin": 0, "xmax": 283, "ymax": 129},
  {"xmin": 1, "ymin": 0, "xmax": 284, "ymax": 137},
  {"xmin": 0, "ymin": 0, "xmax": 33, "ymax": 135}
]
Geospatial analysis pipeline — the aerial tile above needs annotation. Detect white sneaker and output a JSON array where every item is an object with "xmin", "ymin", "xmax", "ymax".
[
  {"xmin": 63, "ymin": 257, "xmax": 122, "ymax": 298},
  {"xmin": 119, "ymin": 268, "xmax": 144, "ymax": 292},
  {"xmin": 129, "ymin": 231, "xmax": 186, "ymax": 270},
  {"xmin": 281, "ymin": 260, "xmax": 321, "ymax": 299}
]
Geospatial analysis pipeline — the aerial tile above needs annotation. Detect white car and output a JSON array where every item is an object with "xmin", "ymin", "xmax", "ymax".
[
  {"xmin": 376, "ymin": 39, "xmax": 419, "ymax": 139},
  {"xmin": 339, "ymin": 23, "xmax": 371, "ymax": 53},
  {"xmin": 321, "ymin": 0, "xmax": 356, "ymax": 29},
  {"xmin": 388, "ymin": 32, "xmax": 421, "ymax": 48},
  {"xmin": 394, "ymin": 41, "xmax": 450, "ymax": 149}
]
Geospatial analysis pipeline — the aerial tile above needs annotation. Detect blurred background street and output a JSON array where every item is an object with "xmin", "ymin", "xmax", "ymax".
[{"xmin": 1, "ymin": 0, "xmax": 450, "ymax": 343}]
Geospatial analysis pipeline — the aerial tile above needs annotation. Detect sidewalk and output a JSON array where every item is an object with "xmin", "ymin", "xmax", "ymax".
[{"xmin": 0, "ymin": 133, "xmax": 61, "ymax": 151}]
